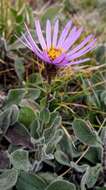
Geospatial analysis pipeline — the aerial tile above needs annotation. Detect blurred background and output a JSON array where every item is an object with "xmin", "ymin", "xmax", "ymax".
[
  {"xmin": 0, "ymin": 0, "xmax": 106, "ymax": 103},
  {"xmin": 0, "ymin": 0, "xmax": 106, "ymax": 41}
]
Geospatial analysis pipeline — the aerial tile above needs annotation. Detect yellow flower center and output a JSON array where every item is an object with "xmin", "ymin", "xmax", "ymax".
[{"xmin": 47, "ymin": 47, "xmax": 62, "ymax": 60}]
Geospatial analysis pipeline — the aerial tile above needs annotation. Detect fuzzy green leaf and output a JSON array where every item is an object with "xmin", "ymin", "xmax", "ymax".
[
  {"xmin": 72, "ymin": 119, "xmax": 102, "ymax": 146},
  {"xmin": 0, "ymin": 105, "xmax": 19, "ymax": 134},
  {"xmin": 10, "ymin": 149, "xmax": 31, "ymax": 171},
  {"xmin": 46, "ymin": 180, "xmax": 76, "ymax": 190},
  {"xmin": 4, "ymin": 89, "xmax": 25, "ymax": 108},
  {"xmin": 18, "ymin": 106, "xmax": 35, "ymax": 127},
  {"xmin": 15, "ymin": 58, "xmax": 25, "ymax": 81},
  {"xmin": 16, "ymin": 172, "xmax": 47, "ymax": 190},
  {"xmin": 0, "ymin": 169, "xmax": 18, "ymax": 190},
  {"xmin": 55, "ymin": 150, "xmax": 70, "ymax": 166}
]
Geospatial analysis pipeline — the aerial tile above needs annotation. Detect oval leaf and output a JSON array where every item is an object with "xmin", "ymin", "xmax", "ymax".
[
  {"xmin": 46, "ymin": 180, "xmax": 76, "ymax": 190},
  {"xmin": 3, "ymin": 89, "xmax": 25, "ymax": 108},
  {"xmin": 10, "ymin": 149, "xmax": 31, "ymax": 171},
  {"xmin": 0, "ymin": 105, "xmax": 19, "ymax": 134},
  {"xmin": 0, "ymin": 169, "xmax": 18, "ymax": 190},
  {"xmin": 5, "ymin": 122, "xmax": 34, "ymax": 149},
  {"xmin": 72, "ymin": 119, "xmax": 101, "ymax": 146},
  {"xmin": 55, "ymin": 150, "xmax": 70, "ymax": 166},
  {"xmin": 18, "ymin": 106, "xmax": 35, "ymax": 127},
  {"xmin": 16, "ymin": 172, "xmax": 47, "ymax": 190}
]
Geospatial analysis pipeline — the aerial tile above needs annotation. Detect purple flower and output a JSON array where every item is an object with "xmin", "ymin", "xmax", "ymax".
[{"xmin": 20, "ymin": 19, "xmax": 96, "ymax": 67}]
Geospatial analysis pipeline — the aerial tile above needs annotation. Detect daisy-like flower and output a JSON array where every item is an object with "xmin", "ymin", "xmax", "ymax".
[{"xmin": 20, "ymin": 19, "xmax": 96, "ymax": 67}]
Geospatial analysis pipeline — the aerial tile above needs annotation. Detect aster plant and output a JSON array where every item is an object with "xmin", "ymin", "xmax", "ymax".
[{"xmin": 20, "ymin": 19, "xmax": 96, "ymax": 67}]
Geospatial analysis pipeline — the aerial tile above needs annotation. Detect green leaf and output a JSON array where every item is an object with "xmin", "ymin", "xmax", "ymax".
[
  {"xmin": 30, "ymin": 118, "xmax": 40, "ymax": 139},
  {"xmin": 84, "ymin": 147, "xmax": 101, "ymax": 164},
  {"xmin": 58, "ymin": 134, "xmax": 80, "ymax": 159},
  {"xmin": 25, "ymin": 88, "xmax": 41, "ymax": 100},
  {"xmin": 95, "ymin": 45, "xmax": 106, "ymax": 63},
  {"xmin": 41, "ymin": 4, "xmax": 63, "ymax": 24},
  {"xmin": 0, "ymin": 168, "xmax": 18, "ymax": 190},
  {"xmin": 18, "ymin": 106, "xmax": 35, "ymax": 127},
  {"xmin": 86, "ymin": 164, "xmax": 102, "ymax": 188},
  {"xmin": 29, "ymin": 73, "xmax": 42, "ymax": 85},
  {"xmin": 43, "ymin": 114, "xmax": 62, "ymax": 144},
  {"xmin": 80, "ymin": 0, "xmax": 97, "ymax": 9},
  {"xmin": 15, "ymin": 58, "xmax": 25, "ymax": 81},
  {"xmin": 10, "ymin": 105, "xmax": 19, "ymax": 125},
  {"xmin": 46, "ymin": 129, "xmax": 63, "ymax": 154},
  {"xmin": 72, "ymin": 119, "xmax": 102, "ymax": 146},
  {"xmin": 4, "ymin": 89, "xmax": 26, "ymax": 108},
  {"xmin": 81, "ymin": 166, "xmax": 89, "ymax": 190},
  {"xmin": 0, "ymin": 105, "xmax": 19, "ymax": 134},
  {"xmin": 50, "ymin": 129, "xmax": 63, "ymax": 144},
  {"xmin": 38, "ymin": 172, "xmax": 61, "ymax": 184},
  {"xmin": 63, "ymin": 0, "xmax": 78, "ymax": 13},
  {"xmin": 20, "ymin": 99, "xmax": 40, "ymax": 112},
  {"xmin": 43, "ymin": 124, "xmax": 57, "ymax": 144},
  {"xmin": 40, "ymin": 108, "xmax": 50, "ymax": 124},
  {"xmin": 10, "ymin": 149, "xmax": 31, "ymax": 171},
  {"xmin": 81, "ymin": 164, "xmax": 101, "ymax": 190},
  {"xmin": 50, "ymin": 115, "xmax": 62, "ymax": 128},
  {"xmin": 3, "ymin": 88, "xmax": 40, "ymax": 108},
  {"xmin": 5, "ymin": 122, "xmax": 34, "ymax": 149},
  {"xmin": 46, "ymin": 180, "xmax": 76, "ymax": 190},
  {"xmin": 16, "ymin": 172, "xmax": 47, "ymax": 190},
  {"xmin": 55, "ymin": 150, "xmax": 70, "ymax": 166},
  {"xmin": 16, "ymin": 15, "xmax": 24, "ymax": 23},
  {"xmin": 40, "ymin": 97, "xmax": 47, "ymax": 110}
]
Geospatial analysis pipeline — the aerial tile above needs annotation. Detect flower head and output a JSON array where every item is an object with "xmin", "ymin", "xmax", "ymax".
[{"xmin": 20, "ymin": 19, "xmax": 96, "ymax": 67}]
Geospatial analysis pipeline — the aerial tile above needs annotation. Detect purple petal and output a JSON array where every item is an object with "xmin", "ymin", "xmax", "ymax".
[
  {"xmin": 46, "ymin": 20, "xmax": 52, "ymax": 50},
  {"xmin": 35, "ymin": 20, "xmax": 47, "ymax": 50},
  {"xmin": 43, "ymin": 51, "xmax": 52, "ymax": 63},
  {"xmin": 20, "ymin": 30, "xmax": 50, "ymax": 62},
  {"xmin": 53, "ymin": 53, "xmax": 65, "ymax": 64},
  {"xmin": 52, "ymin": 20, "xmax": 59, "ymax": 47},
  {"xmin": 25, "ymin": 23, "xmax": 50, "ymax": 62},
  {"xmin": 24, "ymin": 24, "xmax": 41, "ymax": 52},
  {"xmin": 60, "ymin": 26, "xmax": 77, "ymax": 49},
  {"xmin": 67, "ymin": 34, "xmax": 93, "ymax": 56},
  {"xmin": 57, "ymin": 21, "xmax": 72, "ymax": 48},
  {"xmin": 63, "ymin": 27, "xmax": 83, "ymax": 51},
  {"xmin": 21, "ymin": 33, "xmax": 45, "ymax": 60},
  {"xmin": 69, "ymin": 58, "xmax": 90, "ymax": 65},
  {"xmin": 62, "ymin": 58, "xmax": 90, "ymax": 66},
  {"xmin": 68, "ymin": 39, "xmax": 96, "ymax": 60},
  {"xmin": 56, "ymin": 58, "xmax": 69, "ymax": 67}
]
